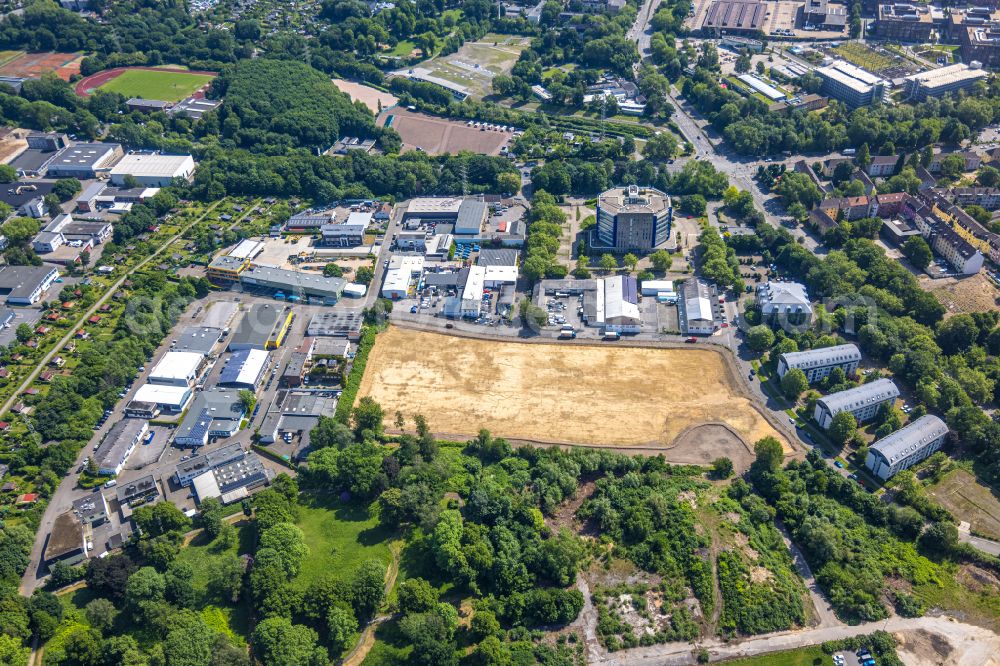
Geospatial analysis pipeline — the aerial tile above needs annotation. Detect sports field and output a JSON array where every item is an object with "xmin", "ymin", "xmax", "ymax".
[
  {"xmin": 0, "ymin": 50, "xmax": 82, "ymax": 81},
  {"xmin": 97, "ymin": 69, "xmax": 215, "ymax": 101},
  {"xmin": 357, "ymin": 328, "xmax": 789, "ymax": 458}
]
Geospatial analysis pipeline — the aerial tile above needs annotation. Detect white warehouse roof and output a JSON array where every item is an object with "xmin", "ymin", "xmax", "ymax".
[
  {"xmin": 149, "ymin": 351, "xmax": 203, "ymax": 384},
  {"xmin": 110, "ymin": 154, "xmax": 195, "ymax": 179},
  {"xmin": 133, "ymin": 383, "xmax": 192, "ymax": 408},
  {"xmin": 228, "ymin": 239, "xmax": 263, "ymax": 260}
]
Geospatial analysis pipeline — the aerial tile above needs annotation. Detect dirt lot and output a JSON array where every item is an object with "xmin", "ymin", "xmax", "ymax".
[
  {"xmin": 398, "ymin": 36, "xmax": 528, "ymax": 99},
  {"xmin": 358, "ymin": 327, "xmax": 788, "ymax": 454},
  {"xmin": 923, "ymin": 273, "xmax": 1000, "ymax": 317},
  {"xmin": 0, "ymin": 51, "xmax": 82, "ymax": 81},
  {"xmin": 332, "ymin": 79, "xmax": 398, "ymax": 114},
  {"xmin": 377, "ymin": 107, "xmax": 512, "ymax": 155},
  {"xmin": 928, "ymin": 469, "xmax": 1000, "ymax": 541}
]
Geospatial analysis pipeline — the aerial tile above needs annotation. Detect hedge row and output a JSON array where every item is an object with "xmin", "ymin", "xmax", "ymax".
[{"xmin": 334, "ymin": 325, "xmax": 378, "ymax": 424}]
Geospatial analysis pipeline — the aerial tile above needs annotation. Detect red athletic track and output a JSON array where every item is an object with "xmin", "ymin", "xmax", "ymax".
[{"xmin": 74, "ymin": 66, "xmax": 217, "ymax": 98}]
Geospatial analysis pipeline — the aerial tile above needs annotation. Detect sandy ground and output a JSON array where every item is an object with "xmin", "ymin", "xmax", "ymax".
[
  {"xmin": 378, "ymin": 107, "xmax": 512, "ymax": 156},
  {"xmin": 895, "ymin": 623, "xmax": 1000, "ymax": 666},
  {"xmin": 0, "ymin": 137, "xmax": 26, "ymax": 164},
  {"xmin": 358, "ymin": 327, "xmax": 787, "ymax": 450},
  {"xmin": 332, "ymin": 79, "xmax": 398, "ymax": 114},
  {"xmin": 923, "ymin": 273, "xmax": 1000, "ymax": 317}
]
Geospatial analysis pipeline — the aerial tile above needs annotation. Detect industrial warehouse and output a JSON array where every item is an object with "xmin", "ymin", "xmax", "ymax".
[{"xmin": 228, "ymin": 304, "xmax": 293, "ymax": 351}]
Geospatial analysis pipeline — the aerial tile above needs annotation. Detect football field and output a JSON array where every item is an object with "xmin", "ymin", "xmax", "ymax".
[{"xmin": 98, "ymin": 69, "xmax": 215, "ymax": 102}]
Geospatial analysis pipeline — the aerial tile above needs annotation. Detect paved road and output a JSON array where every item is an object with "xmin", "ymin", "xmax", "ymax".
[
  {"xmin": 2, "ymin": 201, "xmax": 224, "ymax": 421},
  {"xmin": 595, "ymin": 615, "xmax": 1000, "ymax": 665},
  {"xmin": 958, "ymin": 521, "xmax": 1000, "ymax": 557},
  {"xmin": 627, "ymin": 0, "xmax": 660, "ymax": 58},
  {"xmin": 19, "ymin": 200, "xmax": 224, "ymax": 593}
]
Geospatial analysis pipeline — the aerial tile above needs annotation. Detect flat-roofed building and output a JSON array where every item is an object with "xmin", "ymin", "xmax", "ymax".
[
  {"xmin": 173, "ymin": 388, "xmax": 245, "ymax": 448},
  {"xmin": 239, "ymin": 265, "xmax": 346, "ymax": 304},
  {"xmin": 148, "ymin": 351, "xmax": 204, "ymax": 387},
  {"xmin": 125, "ymin": 400, "xmax": 160, "ymax": 419},
  {"xmin": 174, "ymin": 326, "xmax": 224, "ymax": 356},
  {"xmin": 132, "ymin": 383, "xmax": 192, "ymax": 413},
  {"xmin": 46, "ymin": 142, "xmax": 123, "ymax": 178},
  {"xmin": 116, "ymin": 474, "xmax": 158, "ymax": 508},
  {"xmin": 816, "ymin": 61, "xmax": 887, "ymax": 107},
  {"xmin": 305, "ymin": 310, "xmax": 364, "ymax": 338},
  {"xmin": 191, "ymin": 452, "xmax": 274, "ymax": 505},
  {"xmin": 866, "ymin": 414, "xmax": 949, "ymax": 480},
  {"xmin": 876, "ymin": 2, "xmax": 934, "ymax": 41},
  {"xmin": 94, "ymin": 418, "xmax": 148, "ymax": 475},
  {"xmin": 72, "ymin": 490, "xmax": 109, "ymax": 526},
  {"xmin": 45, "ymin": 511, "xmax": 87, "ymax": 566},
  {"xmin": 286, "ymin": 211, "xmax": 334, "ymax": 232},
  {"xmin": 280, "ymin": 352, "xmax": 308, "ymax": 387},
  {"xmin": 961, "ymin": 26, "xmax": 1000, "ymax": 69},
  {"xmin": 228, "ymin": 239, "xmax": 264, "ymax": 261},
  {"xmin": 596, "ymin": 185, "xmax": 672, "ymax": 250},
  {"xmin": 382, "ymin": 255, "xmax": 425, "ymax": 299},
  {"xmin": 454, "ymin": 200, "xmax": 488, "ymax": 235},
  {"xmin": 814, "ymin": 378, "xmax": 900, "ymax": 429},
  {"xmin": 904, "ymin": 63, "xmax": 988, "ymax": 100},
  {"xmin": 777, "ymin": 343, "xmax": 861, "ymax": 382},
  {"xmin": 0, "ymin": 266, "xmax": 59, "ymax": 305},
  {"xmin": 229, "ymin": 304, "xmax": 294, "ymax": 351},
  {"xmin": 756, "ymin": 281, "xmax": 812, "ymax": 326},
  {"xmin": 109, "ymin": 154, "xmax": 195, "ymax": 186},
  {"xmin": 218, "ymin": 348, "xmax": 269, "ymax": 389},
  {"xmin": 175, "ymin": 442, "xmax": 247, "ymax": 486},
  {"xmin": 402, "ymin": 197, "xmax": 465, "ymax": 224},
  {"xmin": 461, "ymin": 265, "xmax": 486, "ymax": 317},
  {"xmin": 320, "ymin": 221, "xmax": 367, "ymax": 247},
  {"xmin": 702, "ymin": 0, "xmax": 766, "ymax": 35},
  {"xmin": 207, "ymin": 255, "xmax": 250, "ymax": 285}
]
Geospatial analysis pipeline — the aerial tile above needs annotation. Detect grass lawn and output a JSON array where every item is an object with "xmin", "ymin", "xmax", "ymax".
[
  {"xmin": 388, "ymin": 40, "xmax": 416, "ymax": 57},
  {"xmin": 914, "ymin": 561, "xmax": 1000, "ymax": 632},
  {"xmin": 927, "ymin": 468, "xmax": 1000, "ymax": 541},
  {"xmin": 719, "ymin": 646, "xmax": 827, "ymax": 665},
  {"xmin": 99, "ymin": 69, "xmax": 215, "ymax": 102},
  {"xmin": 172, "ymin": 521, "xmax": 255, "ymax": 640},
  {"xmin": 294, "ymin": 494, "xmax": 395, "ymax": 591}
]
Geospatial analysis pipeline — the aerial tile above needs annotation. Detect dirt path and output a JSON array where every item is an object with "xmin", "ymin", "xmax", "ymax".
[
  {"xmin": 340, "ymin": 542, "xmax": 401, "ymax": 666},
  {"xmin": 594, "ymin": 615, "xmax": 1000, "ymax": 665},
  {"xmin": 776, "ymin": 521, "xmax": 839, "ymax": 629}
]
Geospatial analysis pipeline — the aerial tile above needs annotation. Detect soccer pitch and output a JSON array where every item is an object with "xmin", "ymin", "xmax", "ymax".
[{"xmin": 99, "ymin": 69, "xmax": 215, "ymax": 102}]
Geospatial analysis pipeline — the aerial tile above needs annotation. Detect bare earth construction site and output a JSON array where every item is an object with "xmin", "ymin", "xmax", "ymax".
[{"xmin": 359, "ymin": 327, "xmax": 789, "ymax": 467}]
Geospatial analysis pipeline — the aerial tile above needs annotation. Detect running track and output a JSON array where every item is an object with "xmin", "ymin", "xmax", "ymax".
[{"xmin": 74, "ymin": 66, "xmax": 217, "ymax": 97}]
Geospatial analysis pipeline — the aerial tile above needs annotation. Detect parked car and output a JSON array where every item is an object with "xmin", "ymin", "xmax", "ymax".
[{"xmin": 834, "ymin": 460, "xmax": 844, "ymax": 469}]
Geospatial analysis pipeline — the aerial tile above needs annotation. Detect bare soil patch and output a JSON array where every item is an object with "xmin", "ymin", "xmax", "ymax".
[
  {"xmin": 923, "ymin": 273, "xmax": 1000, "ymax": 317},
  {"xmin": 359, "ymin": 327, "xmax": 788, "ymax": 451},
  {"xmin": 332, "ymin": 79, "xmax": 398, "ymax": 114},
  {"xmin": 376, "ymin": 107, "xmax": 512, "ymax": 155}
]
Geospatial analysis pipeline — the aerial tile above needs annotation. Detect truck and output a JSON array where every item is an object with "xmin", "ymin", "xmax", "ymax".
[
  {"xmin": 558, "ymin": 328, "xmax": 576, "ymax": 339},
  {"xmin": 143, "ymin": 431, "xmax": 154, "ymax": 445},
  {"xmin": 603, "ymin": 331, "xmax": 620, "ymax": 341}
]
